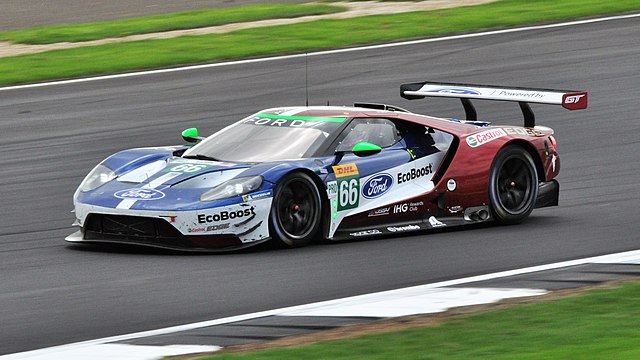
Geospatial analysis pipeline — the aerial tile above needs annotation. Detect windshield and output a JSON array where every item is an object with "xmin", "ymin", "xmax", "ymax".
[{"xmin": 183, "ymin": 112, "xmax": 346, "ymax": 162}]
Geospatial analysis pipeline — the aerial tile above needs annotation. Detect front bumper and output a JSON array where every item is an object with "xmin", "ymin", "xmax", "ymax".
[
  {"xmin": 66, "ymin": 214, "xmax": 265, "ymax": 252},
  {"xmin": 66, "ymin": 229, "xmax": 264, "ymax": 252},
  {"xmin": 66, "ymin": 197, "xmax": 273, "ymax": 252}
]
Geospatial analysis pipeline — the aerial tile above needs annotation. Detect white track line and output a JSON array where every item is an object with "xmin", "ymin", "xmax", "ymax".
[
  {"xmin": 3, "ymin": 249, "xmax": 640, "ymax": 359},
  {"xmin": 0, "ymin": 13, "xmax": 638, "ymax": 92},
  {"xmin": 278, "ymin": 287, "xmax": 547, "ymax": 318},
  {"xmin": 1, "ymin": 345, "xmax": 221, "ymax": 360}
]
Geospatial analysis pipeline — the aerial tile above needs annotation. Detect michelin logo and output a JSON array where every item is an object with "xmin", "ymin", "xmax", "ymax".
[{"xmin": 387, "ymin": 225, "xmax": 421, "ymax": 232}]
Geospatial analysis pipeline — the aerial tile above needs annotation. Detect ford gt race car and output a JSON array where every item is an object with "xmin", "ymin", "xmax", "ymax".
[{"xmin": 66, "ymin": 82, "xmax": 587, "ymax": 251}]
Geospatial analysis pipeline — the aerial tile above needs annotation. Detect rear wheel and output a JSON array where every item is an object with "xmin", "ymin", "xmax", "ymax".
[
  {"xmin": 270, "ymin": 172, "xmax": 321, "ymax": 247},
  {"xmin": 489, "ymin": 145, "xmax": 538, "ymax": 224}
]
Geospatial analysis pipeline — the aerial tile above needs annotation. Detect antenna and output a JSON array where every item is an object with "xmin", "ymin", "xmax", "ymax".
[{"xmin": 305, "ymin": 53, "xmax": 309, "ymax": 107}]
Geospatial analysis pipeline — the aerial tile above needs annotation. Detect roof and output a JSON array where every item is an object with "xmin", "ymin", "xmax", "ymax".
[{"xmin": 257, "ymin": 106, "xmax": 480, "ymax": 135}]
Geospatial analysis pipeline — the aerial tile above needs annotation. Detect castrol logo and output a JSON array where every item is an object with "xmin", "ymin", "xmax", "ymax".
[{"xmin": 466, "ymin": 128, "xmax": 507, "ymax": 148}]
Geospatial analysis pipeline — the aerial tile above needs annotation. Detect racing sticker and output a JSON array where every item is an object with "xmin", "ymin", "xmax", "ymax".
[
  {"xmin": 242, "ymin": 190, "xmax": 272, "ymax": 202},
  {"xmin": 332, "ymin": 163, "xmax": 359, "ymax": 211},
  {"xmin": 164, "ymin": 161, "xmax": 213, "ymax": 173},
  {"xmin": 114, "ymin": 188, "xmax": 165, "ymax": 200},
  {"xmin": 387, "ymin": 224, "xmax": 422, "ymax": 232},
  {"xmin": 197, "ymin": 206, "xmax": 255, "ymax": 224},
  {"xmin": 428, "ymin": 216, "xmax": 446, "ymax": 228},
  {"xmin": 245, "ymin": 113, "xmax": 347, "ymax": 127},
  {"xmin": 361, "ymin": 173, "xmax": 393, "ymax": 199},
  {"xmin": 502, "ymin": 127, "xmax": 544, "ymax": 137},
  {"xmin": 350, "ymin": 229, "xmax": 382, "ymax": 237},
  {"xmin": 115, "ymin": 171, "xmax": 182, "ymax": 210},
  {"xmin": 396, "ymin": 163, "xmax": 433, "ymax": 185},
  {"xmin": 466, "ymin": 128, "xmax": 507, "ymax": 147}
]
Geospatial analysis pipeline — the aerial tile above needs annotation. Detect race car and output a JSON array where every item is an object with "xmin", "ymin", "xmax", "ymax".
[{"xmin": 66, "ymin": 81, "xmax": 587, "ymax": 251}]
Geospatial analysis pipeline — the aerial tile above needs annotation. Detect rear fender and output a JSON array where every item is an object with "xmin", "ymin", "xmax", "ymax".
[{"xmin": 504, "ymin": 139, "xmax": 546, "ymax": 182}]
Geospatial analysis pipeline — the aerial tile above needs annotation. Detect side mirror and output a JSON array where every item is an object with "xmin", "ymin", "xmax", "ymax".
[
  {"xmin": 181, "ymin": 128, "xmax": 204, "ymax": 143},
  {"xmin": 351, "ymin": 142, "xmax": 382, "ymax": 157}
]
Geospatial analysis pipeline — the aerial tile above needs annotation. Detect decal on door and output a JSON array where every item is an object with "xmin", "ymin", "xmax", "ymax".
[
  {"xmin": 332, "ymin": 163, "xmax": 360, "ymax": 211},
  {"xmin": 327, "ymin": 151, "xmax": 445, "ymax": 239}
]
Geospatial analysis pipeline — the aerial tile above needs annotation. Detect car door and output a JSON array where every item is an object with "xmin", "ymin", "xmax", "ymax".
[{"xmin": 326, "ymin": 118, "xmax": 424, "ymax": 236}]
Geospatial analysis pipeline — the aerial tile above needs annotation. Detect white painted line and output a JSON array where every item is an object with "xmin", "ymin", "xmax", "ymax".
[
  {"xmin": 591, "ymin": 251, "xmax": 640, "ymax": 264},
  {"xmin": 0, "ymin": 12, "xmax": 638, "ymax": 93},
  {"xmin": 4, "ymin": 248, "xmax": 640, "ymax": 360},
  {"xmin": 279, "ymin": 287, "xmax": 546, "ymax": 318},
  {"xmin": 0, "ymin": 344, "xmax": 220, "ymax": 360}
]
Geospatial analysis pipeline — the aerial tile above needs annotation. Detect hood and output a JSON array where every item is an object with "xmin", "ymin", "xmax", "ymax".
[
  {"xmin": 116, "ymin": 157, "xmax": 250, "ymax": 187},
  {"xmin": 78, "ymin": 157, "xmax": 255, "ymax": 211}
]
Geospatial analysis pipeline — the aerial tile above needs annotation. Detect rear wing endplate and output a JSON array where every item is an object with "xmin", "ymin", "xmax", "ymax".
[{"xmin": 400, "ymin": 81, "xmax": 588, "ymax": 127}]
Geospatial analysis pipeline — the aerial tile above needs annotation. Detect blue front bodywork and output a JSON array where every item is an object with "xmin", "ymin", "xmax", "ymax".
[
  {"xmin": 79, "ymin": 138, "xmax": 417, "ymax": 209},
  {"xmin": 77, "ymin": 146, "xmax": 342, "ymax": 212}
]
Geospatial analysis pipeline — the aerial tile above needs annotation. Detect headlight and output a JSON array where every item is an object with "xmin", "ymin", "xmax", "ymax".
[
  {"xmin": 79, "ymin": 164, "xmax": 117, "ymax": 192},
  {"xmin": 200, "ymin": 176, "xmax": 263, "ymax": 201}
]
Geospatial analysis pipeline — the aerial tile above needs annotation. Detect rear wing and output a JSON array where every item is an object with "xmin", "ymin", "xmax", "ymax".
[{"xmin": 400, "ymin": 81, "xmax": 588, "ymax": 127}]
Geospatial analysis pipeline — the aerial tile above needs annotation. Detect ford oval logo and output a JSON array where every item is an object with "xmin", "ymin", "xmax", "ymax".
[
  {"xmin": 114, "ymin": 188, "xmax": 165, "ymax": 200},
  {"xmin": 428, "ymin": 87, "xmax": 481, "ymax": 95},
  {"xmin": 362, "ymin": 173, "xmax": 393, "ymax": 199}
]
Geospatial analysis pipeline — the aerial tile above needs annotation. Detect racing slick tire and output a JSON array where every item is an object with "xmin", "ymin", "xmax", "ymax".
[
  {"xmin": 270, "ymin": 172, "xmax": 322, "ymax": 247},
  {"xmin": 489, "ymin": 145, "xmax": 539, "ymax": 225}
]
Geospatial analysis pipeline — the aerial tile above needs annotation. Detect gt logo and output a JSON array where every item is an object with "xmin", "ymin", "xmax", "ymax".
[
  {"xmin": 564, "ymin": 94, "xmax": 585, "ymax": 104},
  {"xmin": 562, "ymin": 92, "xmax": 588, "ymax": 110}
]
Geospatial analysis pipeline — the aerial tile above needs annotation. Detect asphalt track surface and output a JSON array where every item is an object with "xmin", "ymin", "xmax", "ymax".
[{"xmin": 0, "ymin": 16, "xmax": 639, "ymax": 355}]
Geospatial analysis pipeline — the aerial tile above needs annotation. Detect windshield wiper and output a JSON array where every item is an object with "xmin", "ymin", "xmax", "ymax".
[{"xmin": 182, "ymin": 154, "xmax": 221, "ymax": 161}]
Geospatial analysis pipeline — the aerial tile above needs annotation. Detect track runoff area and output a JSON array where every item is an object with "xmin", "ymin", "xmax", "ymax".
[
  {"xmin": 2, "ymin": 13, "xmax": 639, "ymax": 360},
  {"xmin": 4, "ymin": 249, "xmax": 640, "ymax": 359}
]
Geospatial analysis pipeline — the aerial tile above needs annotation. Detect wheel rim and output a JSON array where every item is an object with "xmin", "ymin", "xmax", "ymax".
[
  {"xmin": 496, "ymin": 157, "xmax": 534, "ymax": 214},
  {"xmin": 276, "ymin": 179, "xmax": 318, "ymax": 239}
]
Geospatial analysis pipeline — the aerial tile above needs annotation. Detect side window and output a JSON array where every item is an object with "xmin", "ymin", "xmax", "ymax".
[
  {"xmin": 335, "ymin": 118, "xmax": 401, "ymax": 152},
  {"xmin": 398, "ymin": 121, "xmax": 453, "ymax": 158}
]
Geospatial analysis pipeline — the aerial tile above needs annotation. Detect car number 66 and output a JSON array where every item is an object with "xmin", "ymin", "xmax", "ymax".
[
  {"xmin": 169, "ymin": 163, "xmax": 208, "ymax": 173},
  {"xmin": 338, "ymin": 178, "xmax": 359, "ymax": 210}
]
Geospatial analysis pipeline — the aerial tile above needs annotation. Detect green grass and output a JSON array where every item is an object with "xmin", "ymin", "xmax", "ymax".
[
  {"xmin": 0, "ymin": 4, "xmax": 345, "ymax": 44},
  {"xmin": 201, "ymin": 282, "xmax": 640, "ymax": 359},
  {"xmin": 0, "ymin": 0, "xmax": 639, "ymax": 86}
]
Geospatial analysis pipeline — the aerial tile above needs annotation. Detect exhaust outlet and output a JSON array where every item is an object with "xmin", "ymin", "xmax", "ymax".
[{"xmin": 464, "ymin": 206, "xmax": 491, "ymax": 222}]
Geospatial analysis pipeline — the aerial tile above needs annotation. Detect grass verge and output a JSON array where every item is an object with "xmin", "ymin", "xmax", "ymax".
[
  {"xmin": 0, "ymin": 4, "xmax": 345, "ymax": 44},
  {"xmin": 1, "ymin": 0, "xmax": 639, "ymax": 86},
  {"xmin": 197, "ymin": 281, "xmax": 640, "ymax": 359}
]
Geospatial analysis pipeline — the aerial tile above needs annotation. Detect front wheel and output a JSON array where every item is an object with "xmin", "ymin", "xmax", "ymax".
[
  {"xmin": 489, "ymin": 145, "xmax": 539, "ymax": 224},
  {"xmin": 270, "ymin": 172, "xmax": 322, "ymax": 247}
]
